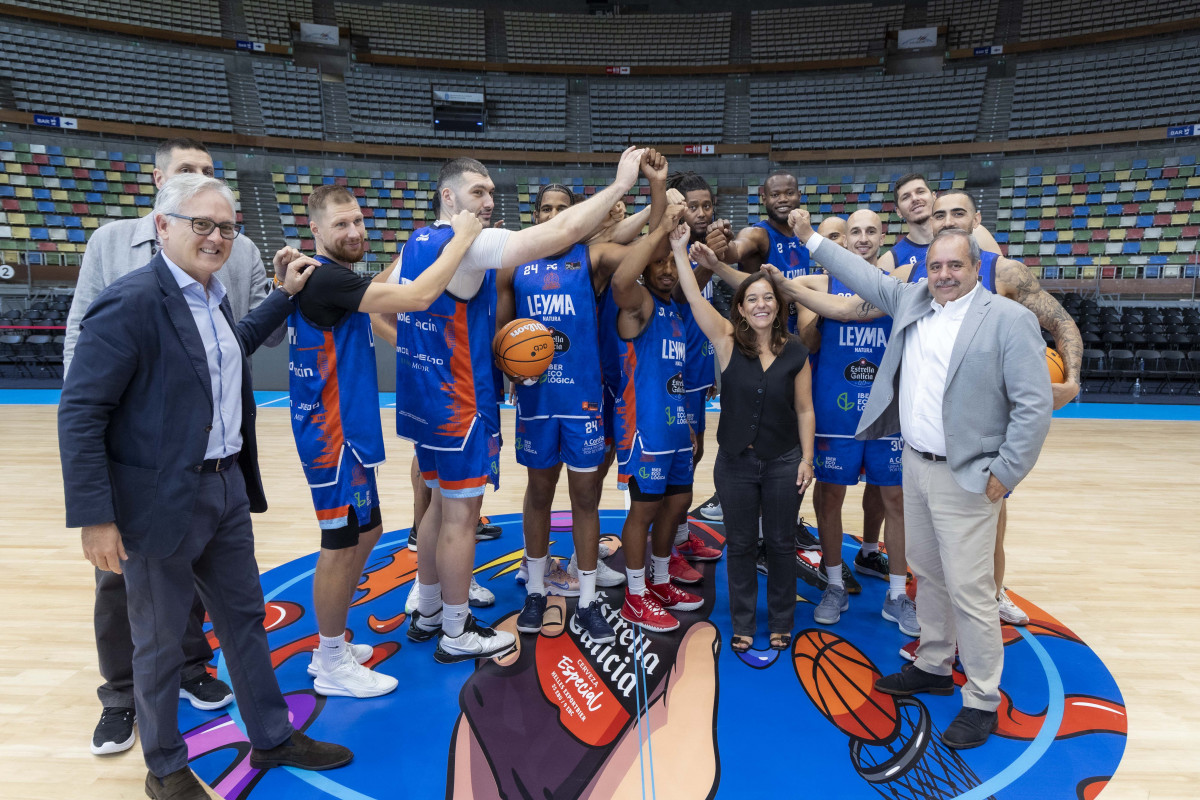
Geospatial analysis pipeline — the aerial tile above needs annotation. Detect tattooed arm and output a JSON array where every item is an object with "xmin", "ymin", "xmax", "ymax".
[{"xmin": 996, "ymin": 256, "xmax": 1082, "ymax": 408}]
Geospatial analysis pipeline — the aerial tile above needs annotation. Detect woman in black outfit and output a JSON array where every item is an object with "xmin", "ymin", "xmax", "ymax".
[{"xmin": 670, "ymin": 226, "xmax": 816, "ymax": 653}]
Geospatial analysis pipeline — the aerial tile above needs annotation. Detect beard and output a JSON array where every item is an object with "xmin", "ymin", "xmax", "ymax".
[{"xmin": 326, "ymin": 239, "xmax": 365, "ymax": 264}]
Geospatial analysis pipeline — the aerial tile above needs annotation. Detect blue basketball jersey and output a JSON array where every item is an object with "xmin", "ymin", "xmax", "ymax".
[
  {"xmin": 394, "ymin": 223, "xmax": 501, "ymax": 449},
  {"xmin": 908, "ymin": 249, "xmax": 998, "ymax": 292},
  {"xmin": 682, "ymin": 258, "xmax": 715, "ymax": 392},
  {"xmin": 511, "ymin": 242, "xmax": 602, "ymax": 419},
  {"xmin": 888, "ymin": 235, "xmax": 928, "ymax": 276},
  {"xmin": 813, "ymin": 274, "xmax": 893, "ymax": 437},
  {"xmin": 757, "ymin": 220, "xmax": 811, "ymax": 279},
  {"xmin": 615, "ymin": 294, "xmax": 690, "ymax": 454},
  {"xmin": 597, "ymin": 284, "xmax": 622, "ymax": 396},
  {"xmin": 288, "ymin": 256, "xmax": 386, "ymax": 488}
]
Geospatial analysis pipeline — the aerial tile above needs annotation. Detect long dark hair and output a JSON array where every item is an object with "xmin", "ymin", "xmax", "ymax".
[{"xmin": 729, "ymin": 270, "xmax": 789, "ymax": 358}]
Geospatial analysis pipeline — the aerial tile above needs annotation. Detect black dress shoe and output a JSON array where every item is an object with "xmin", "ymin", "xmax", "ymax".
[
  {"xmin": 145, "ymin": 767, "xmax": 208, "ymax": 799},
  {"xmin": 874, "ymin": 663, "xmax": 954, "ymax": 696},
  {"xmin": 249, "ymin": 731, "xmax": 353, "ymax": 771},
  {"xmin": 942, "ymin": 707, "xmax": 999, "ymax": 749}
]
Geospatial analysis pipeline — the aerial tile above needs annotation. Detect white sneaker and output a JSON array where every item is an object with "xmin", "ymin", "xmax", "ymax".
[
  {"xmin": 515, "ymin": 556, "xmax": 529, "ymax": 586},
  {"xmin": 568, "ymin": 553, "xmax": 626, "ymax": 587},
  {"xmin": 434, "ymin": 616, "xmax": 517, "ymax": 664},
  {"xmin": 306, "ymin": 643, "xmax": 373, "ymax": 677},
  {"xmin": 998, "ymin": 587, "xmax": 1029, "ymax": 625},
  {"xmin": 469, "ymin": 576, "xmax": 495, "ymax": 608},
  {"xmin": 405, "ymin": 582, "xmax": 419, "ymax": 614},
  {"xmin": 544, "ymin": 559, "xmax": 580, "ymax": 596},
  {"xmin": 312, "ymin": 648, "xmax": 397, "ymax": 698},
  {"xmin": 599, "ymin": 540, "xmax": 613, "ymax": 559}
]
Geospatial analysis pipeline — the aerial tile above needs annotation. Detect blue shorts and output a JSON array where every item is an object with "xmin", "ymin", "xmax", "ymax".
[
  {"xmin": 814, "ymin": 435, "xmax": 903, "ymax": 487},
  {"xmin": 515, "ymin": 411, "xmax": 606, "ymax": 471},
  {"xmin": 617, "ymin": 433, "xmax": 694, "ymax": 495},
  {"xmin": 416, "ymin": 425, "xmax": 501, "ymax": 499},
  {"xmin": 684, "ymin": 390, "xmax": 708, "ymax": 433},
  {"xmin": 309, "ymin": 452, "xmax": 382, "ymax": 549}
]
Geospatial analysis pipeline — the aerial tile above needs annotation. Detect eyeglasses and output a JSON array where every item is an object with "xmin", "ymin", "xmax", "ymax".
[{"xmin": 165, "ymin": 213, "xmax": 243, "ymax": 240}]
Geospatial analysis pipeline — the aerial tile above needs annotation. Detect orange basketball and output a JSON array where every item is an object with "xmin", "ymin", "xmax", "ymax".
[
  {"xmin": 493, "ymin": 318, "xmax": 555, "ymax": 380},
  {"xmin": 1046, "ymin": 347, "xmax": 1066, "ymax": 384},
  {"xmin": 793, "ymin": 629, "xmax": 900, "ymax": 743}
]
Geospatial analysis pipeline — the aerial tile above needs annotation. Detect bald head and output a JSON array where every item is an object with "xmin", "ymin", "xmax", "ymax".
[
  {"xmin": 817, "ymin": 216, "xmax": 847, "ymax": 248},
  {"xmin": 846, "ymin": 208, "xmax": 884, "ymax": 264}
]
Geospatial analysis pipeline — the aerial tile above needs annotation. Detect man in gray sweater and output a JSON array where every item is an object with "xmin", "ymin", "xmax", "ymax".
[{"xmin": 65, "ymin": 137, "xmax": 290, "ymax": 757}]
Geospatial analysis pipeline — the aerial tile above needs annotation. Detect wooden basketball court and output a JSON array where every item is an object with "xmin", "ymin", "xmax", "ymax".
[{"xmin": 1, "ymin": 402, "xmax": 1197, "ymax": 799}]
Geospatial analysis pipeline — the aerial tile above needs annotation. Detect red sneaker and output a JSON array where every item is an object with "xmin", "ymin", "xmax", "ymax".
[
  {"xmin": 648, "ymin": 581, "xmax": 703, "ymax": 611},
  {"xmin": 899, "ymin": 638, "xmax": 919, "ymax": 662},
  {"xmin": 668, "ymin": 551, "xmax": 702, "ymax": 585},
  {"xmin": 620, "ymin": 590, "xmax": 679, "ymax": 632},
  {"xmin": 676, "ymin": 531, "xmax": 722, "ymax": 561}
]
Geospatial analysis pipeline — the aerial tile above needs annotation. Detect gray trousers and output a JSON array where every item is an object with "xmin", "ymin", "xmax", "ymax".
[
  {"xmin": 94, "ymin": 569, "xmax": 213, "ymax": 709},
  {"xmin": 903, "ymin": 447, "xmax": 1003, "ymax": 711},
  {"xmin": 123, "ymin": 462, "xmax": 292, "ymax": 777}
]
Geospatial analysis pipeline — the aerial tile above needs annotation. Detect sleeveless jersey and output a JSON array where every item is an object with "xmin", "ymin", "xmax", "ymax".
[
  {"xmin": 615, "ymin": 294, "xmax": 690, "ymax": 454},
  {"xmin": 813, "ymin": 274, "xmax": 893, "ymax": 437},
  {"xmin": 908, "ymin": 249, "xmax": 998, "ymax": 292},
  {"xmin": 888, "ymin": 235, "xmax": 928, "ymax": 276},
  {"xmin": 756, "ymin": 220, "xmax": 811, "ymax": 279},
  {"xmin": 394, "ymin": 223, "xmax": 501, "ymax": 449},
  {"xmin": 597, "ymin": 285, "xmax": 622, "ymax": 395},
  {"xmin": 682, "ymin": 257, "xmax": 715, "ymax": 392},
  {"xmin": 512, "ymin": 243, "xmax": 601, "ymax": 419},
  {"xmin": 288, "ymin": 256, "xmax": 386, "ymax": 487}
]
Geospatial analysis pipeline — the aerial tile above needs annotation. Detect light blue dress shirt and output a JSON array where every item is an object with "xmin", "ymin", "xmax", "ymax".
[{"xmin": 163, "ymin": 255, "xmax": 243, "ymax": 459}]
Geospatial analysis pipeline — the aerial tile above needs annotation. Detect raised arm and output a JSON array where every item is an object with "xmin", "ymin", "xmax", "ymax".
[
  {"xmin": 789, "ymin": 209, "xmax": 905, "ymax": 318},
  {"xmin": 996, "ymin": 255, "xmax": 1082, "ymax": 408},
  {"xmin": 672, "ymin": 233, "xmax": 734, "ymax": 364},
  {"xmin": 690, "ymin": 237, "xmax": 752, "ymax": 289},
  {"xmin": 357, "ymin": 210, "xmax": 483, "ymax": 313},
  {"xmin": 612, "ymin": 205, "xmax": 682, "ymax": 339},
  {"xmin": 641, "ymin": 148, "xmax": 669, "ymax": 233},
  {"xmin": 501, "ymin": 147, "xmax": 644, "ymax": 269}
]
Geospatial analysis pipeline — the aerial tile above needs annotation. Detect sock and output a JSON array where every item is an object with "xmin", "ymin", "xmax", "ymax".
[
  {"xmin": 860, "ymin": 541, "xmax": 880, "ymax": 555},
  {"xmin": 650, "ymin": 554, "xmax": 671, "ymax": 585},
  {"xmin": 826, "ymin": 563, "xmax": 845, "ymax": 589},
  {"xmin": 442, "ymin": 601, "xmax": 469, "ymax": 638},
  {"xmin": 674, "ymin": 522, "xmax": 689, "ymax": 545},
  {"xmin": 889, "ymin": 574, "xmax": 907, "ymax": 600},
  {"xmin": 526, "ymin": 555, "xmax": 548, "ymax": 596},
  {"xmin": 578, "ymin": 568, "xmax": 597, "ymax": 608},
  {"xmin": 318, "ymin": 633, "xmax": 346, "ymax": 667},
  {"xmin": 417, "ymin": 581, "xmax": 442, "ymax": 618},
  {"xmin": 627, "ymin": 567, "xmax": 646, "ymax": 595}
]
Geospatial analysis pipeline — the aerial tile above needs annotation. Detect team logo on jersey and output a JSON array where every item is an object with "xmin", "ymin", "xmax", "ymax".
[
  {"xmin": 670, "ymin": 317, "xmax": 683, "ymax": 339},
  {"xmin": 844, "ymin": 358, "xmax": 879, "ymax": 386},
  {"xmin": 551, "ymin": 328, "xmax": 571, "ymax": 354},
  {"xmin": 837, "ymin": 393, "xmax": 855, "ymax": 412},
  {"xmin": 565, "ymin": 260, "xmax": 582, "ymax": 270},
  {"xmin": 665, "ymin": 372, "xmax": 685, "ymax": 397},
  {"xmin": 544, "ymin": 271, "xmax": 562, "ymax": 291}
]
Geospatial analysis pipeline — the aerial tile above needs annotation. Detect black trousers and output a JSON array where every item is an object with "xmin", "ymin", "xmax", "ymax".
[
  {"xmin": 714, "ymin": 445, "xmax": 801, "ymax": 636},
  {"xmin": 123, "ymin": 462, "xmax": 292, "ymax": 777}
]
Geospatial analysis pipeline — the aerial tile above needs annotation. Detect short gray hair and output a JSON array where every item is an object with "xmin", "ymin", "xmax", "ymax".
[
  {"xmin": 931, "ymin": 227, "xmax": 981, "ymax": 265},
  {"xmin": 154, "ymin": 174, "xmax": 236, "ymax": 221}
]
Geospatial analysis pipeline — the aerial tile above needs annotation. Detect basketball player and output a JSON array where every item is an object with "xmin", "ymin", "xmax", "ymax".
[
  {"xmin": 495, "ymin": 150, "xmax": 669, "ymax": 643},
  {"xmin": 816, "ymin": 215, "xmax": 847, "ymax": 248},
  {"xmin": 705, "ymin": 171, "xmax": 812, "ymax": 280},
  {"xmin": 394, "ymin": 149, "xmax": 646, "ymax": 662},
  {"xmin": 877, "ymin": 173, "xmax": 935, "ymax": 276},
  {"xmin": 287, "ymin": 185, "xmax": 483, "ymax": 698}
]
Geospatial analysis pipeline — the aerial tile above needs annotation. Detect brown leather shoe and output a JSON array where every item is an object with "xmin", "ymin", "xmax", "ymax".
[
  {"xmin": 249, "ymin": 730, "xmax": 353, "ymax": 771},
  {"xmin": 144, "ymin": 767, "xmax": 209, "ymax": 799}
]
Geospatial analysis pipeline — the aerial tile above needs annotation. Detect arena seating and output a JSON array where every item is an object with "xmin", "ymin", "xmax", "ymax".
[
  {"xmin": 1020, "ymin": 0, "xmax": 1200, "ymax": 40},
  {"xmin": 997, "ymin": 157, "xmax": 1200, "ymax": 280},
  {"xmin": 345, "ymin": 67, "xmax": 567, "ymax": 150},
  {"xmin": 748, "ymin": 69, "xmax": 986, "ymax": 148},
  {"xmin": 245, "ymin": 0, "xmax": 314, "ymax": 46},
  {"xmin": 0, "ymin": 141, "xmax": 240, "ymax": 267},
  {"xmin": 1009, "ymin": 38, "xmax": 1200, "ymax": 137},
  {"xmin": 0, "ymin": 21, "xmax": 233, "ymax": 132},
  {"xmin": 504, "ymin": 11, "xmax": 731, "ymax": 65},
  {"xmin": 3, "ymin": 0, "xmax": 222, "ymax": 37},
  {"xmin": 334, "ymin": 3, "xmax": 485, "ymax": 60},
  {"xmin": 749, "ymin": 4, "xmax": 905, "ymax": 62},
  {"xmin": 928, "ymin": 0, "xmax": 999, "ymax": 49},
  {"xmin": 590, "ymin": 81, "xmax": 725, "ymax": 150},
  {"xmin": 252, "ymin": 60, "xmax": 324, "ymax": 139}
]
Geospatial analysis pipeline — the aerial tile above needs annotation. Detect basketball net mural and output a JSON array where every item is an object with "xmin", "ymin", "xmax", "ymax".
[{"xmin": 179, "ymin": 510, "xmax": 1126, "ymax": 799}]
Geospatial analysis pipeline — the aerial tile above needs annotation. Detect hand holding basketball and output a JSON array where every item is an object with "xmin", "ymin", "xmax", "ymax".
[{"xmin": 1045, "ymin": 347, "xmax": 1066, "ymax": 384}]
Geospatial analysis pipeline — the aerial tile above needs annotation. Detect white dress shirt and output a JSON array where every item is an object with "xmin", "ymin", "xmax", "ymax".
[{"xmin": 899, "ymin": 282, "xmax": 982, "ymax": 456}]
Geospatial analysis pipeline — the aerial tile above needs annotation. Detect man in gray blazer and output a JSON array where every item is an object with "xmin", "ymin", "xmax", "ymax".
[{"xmin": 785, "ymin": 209, "xmax": 1052, "ymax": 750}]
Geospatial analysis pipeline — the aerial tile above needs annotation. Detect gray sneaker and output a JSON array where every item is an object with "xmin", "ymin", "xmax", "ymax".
[
  {"xmin": 882, "ymin": 593, "xmax": 920, "ymax": 637},
  {"xmin": 813, "ymin": 584, "xmax": 849, "ymax": 625}
]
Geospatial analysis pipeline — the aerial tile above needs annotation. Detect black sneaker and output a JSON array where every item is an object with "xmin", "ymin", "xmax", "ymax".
[
  {"xmin": 406, "ymin": 527, "xmax": 418, "ymax": 552},
  {"xmin": 515, "ymin": 593, "xmax": 547, "ymax": 634},
  {"xmin": 475, "ymin": 516, "xmax": 502, "ymax": 541},
  {"xmin": 407, "ymin": 607, "xmax": 443, "ymax": 643},
  {"xmin": 818, "ymin": 562, "xmax": 862, "ymax": 595},
  {"xmin": 795, "ymin": 522, "xmax": 821, "ymax": 551},
  {"xmin": 179, "ymin": 673, "xmax": 233, "ymax": 711},
  {"xmin": 874, "ymin": 663, "xmax": 954, "ymax": 697},
  {"xmin": 91, "ymin": 706, "xmax": 135, "ymax": 755},
  {"xmin": 574, "ymin": 601, "xmax": 616, "ymax": 644},
  {"xmin": 942, "ymin": 707, "xmax": 999, "ymax": 750},
  {"xmin": 854, "ymin": 549, "xmax": 890, "ymax": 580}
]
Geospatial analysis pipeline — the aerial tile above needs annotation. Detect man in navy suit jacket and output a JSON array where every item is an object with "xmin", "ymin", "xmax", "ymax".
[{"xmin": 59, "ymin": 174, "xmax": 352, "ymax": 799}]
